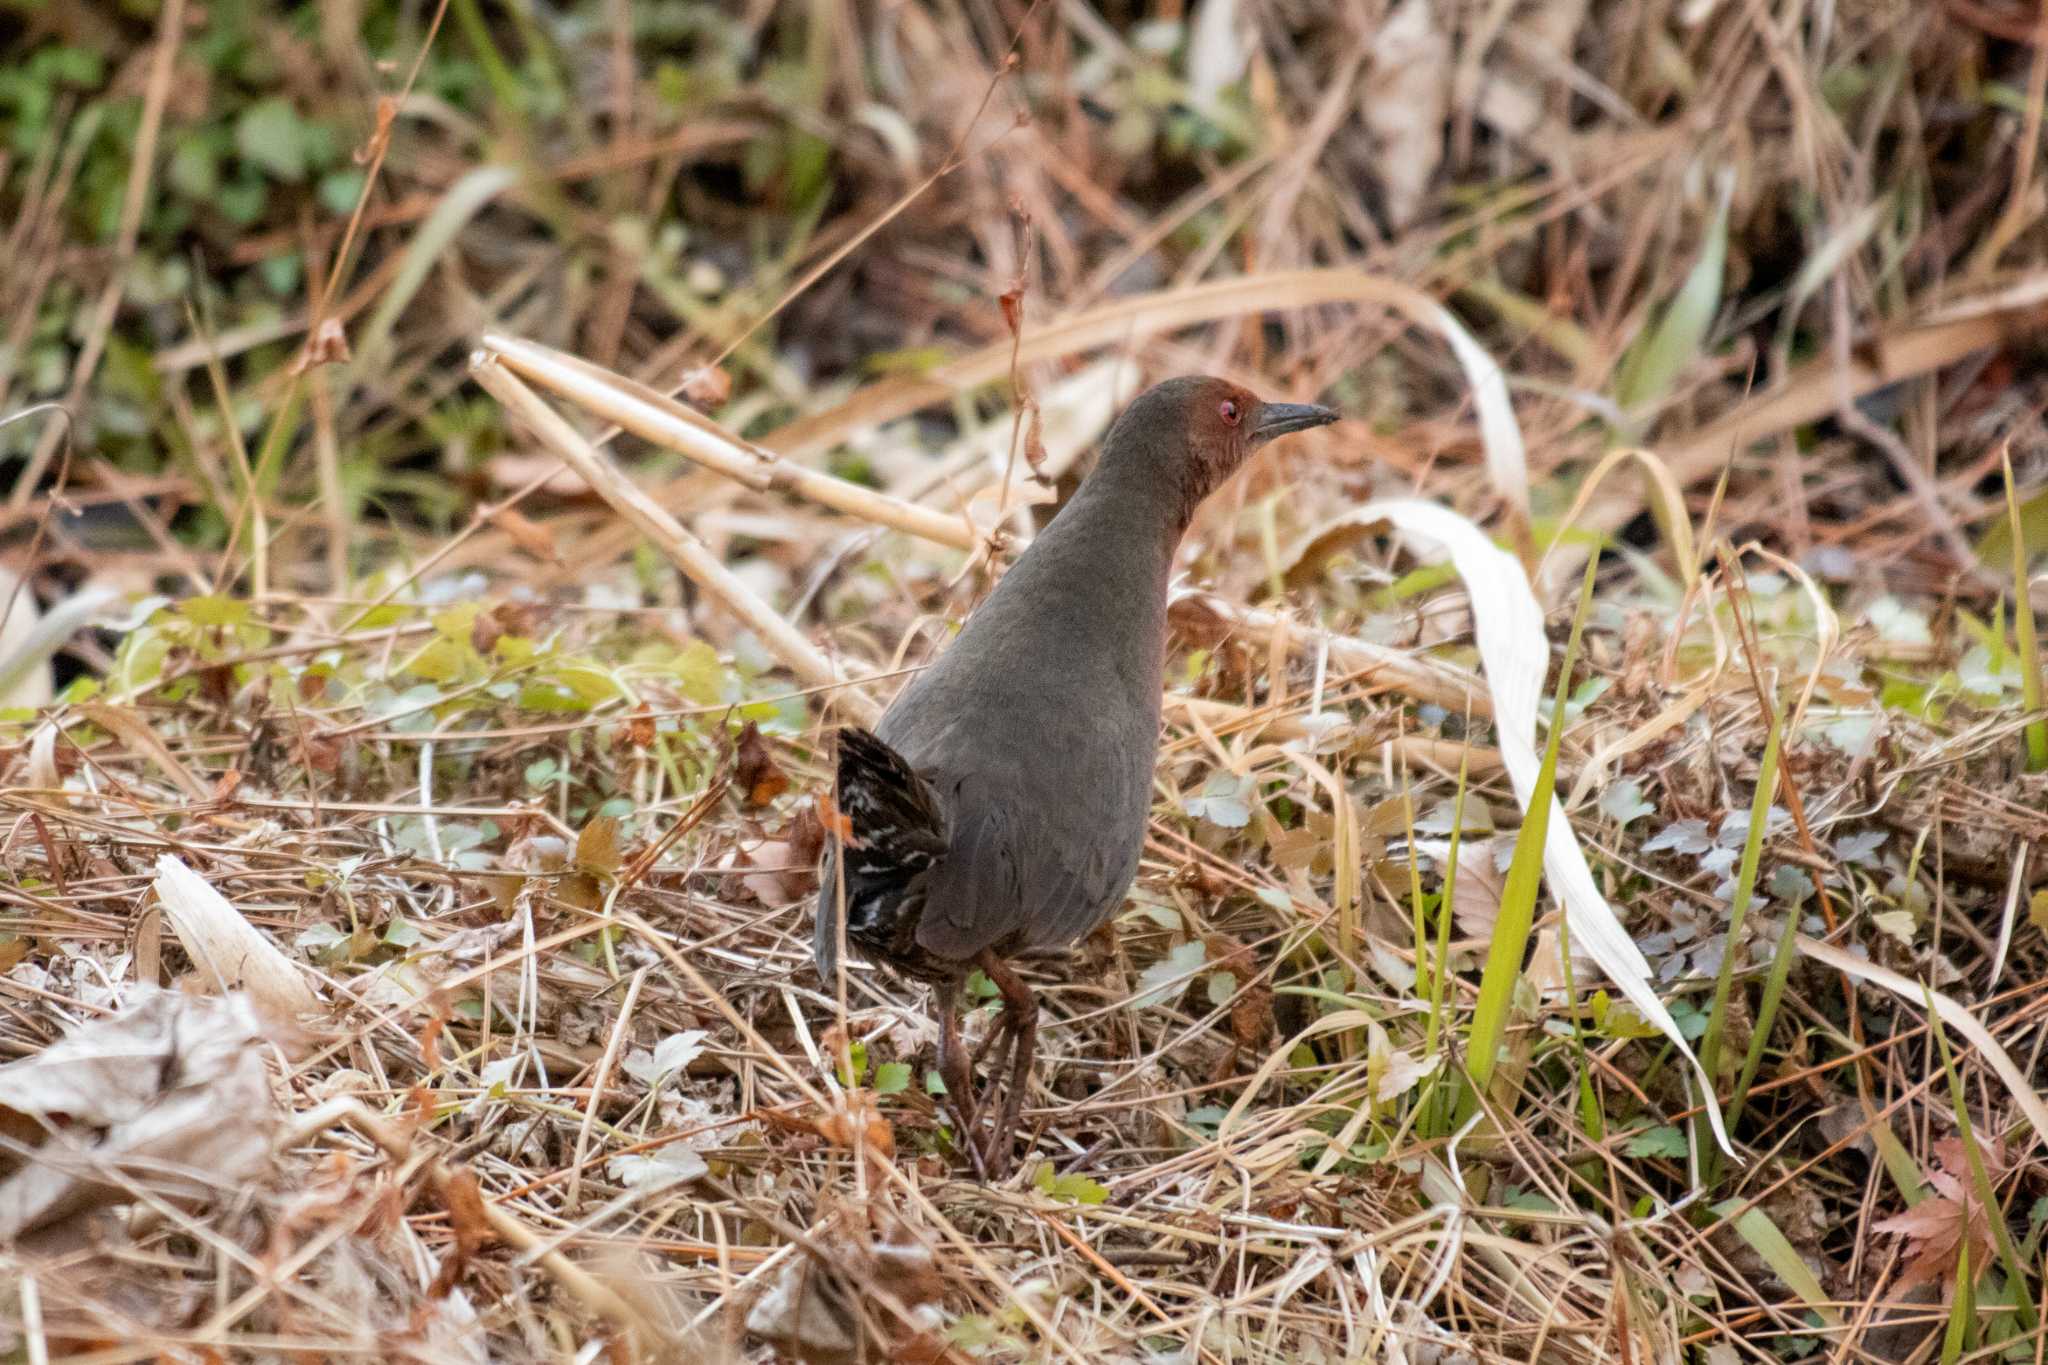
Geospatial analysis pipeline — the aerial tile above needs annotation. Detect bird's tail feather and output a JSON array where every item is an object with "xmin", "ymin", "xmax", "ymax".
[
  {"xmin": 833, "ymin": 728, "xmax": 946, "ymax": 864},
  {"xmin": 813, "ymin": 728, "xmax": 946, "ymax": 980}
]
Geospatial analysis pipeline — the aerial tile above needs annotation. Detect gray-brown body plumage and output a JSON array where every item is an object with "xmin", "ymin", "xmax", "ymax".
[{"xmin": 812, "ymin": 375, "xmax": 1338, "ymax": 1175}]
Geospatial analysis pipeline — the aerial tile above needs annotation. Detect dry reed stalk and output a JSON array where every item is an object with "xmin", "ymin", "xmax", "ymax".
[
  {"xmin": 470, "ymin": 351, "xmax": 880, "ymax": 727},
  {"xmin": 480, "ymin": 331, "xmax": 983, "ymax": 551}
]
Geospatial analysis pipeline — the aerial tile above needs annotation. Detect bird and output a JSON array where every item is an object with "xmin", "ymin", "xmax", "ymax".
[{"xmin": 814, "ymin": 376, "xmax": 1339, "ymax": 1175}]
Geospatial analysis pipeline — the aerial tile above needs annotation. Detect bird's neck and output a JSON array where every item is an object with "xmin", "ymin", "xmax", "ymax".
[
  {"xmin": 1081, "ymin": 438, "xmax": 1218, "ymax": 547},
  {"xmin": 954, "ymin": 458, "xmax": 1183, "ymax": 675},
  {"xmin": 1038, "ymin": 455, "xmax": 1187, "ymax": 587}
]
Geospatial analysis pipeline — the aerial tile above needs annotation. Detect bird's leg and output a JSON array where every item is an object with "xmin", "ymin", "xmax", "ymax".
[
  {"xmin": 973, "ymin": 951, "xmax": 1039, "ymax": 1178},
  {"xmin": 971, "ymin": 992, "xmax": 1020, "ymax": 1088},
  {"xmin": 934, "ymin": 978, "xmax": 985, "ymax": 1178}
]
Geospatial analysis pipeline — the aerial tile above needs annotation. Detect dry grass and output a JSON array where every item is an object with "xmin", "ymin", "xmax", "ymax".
[{"xmin": 3, "ymin": 1, "xmax": 2048, "ymax": 1361}]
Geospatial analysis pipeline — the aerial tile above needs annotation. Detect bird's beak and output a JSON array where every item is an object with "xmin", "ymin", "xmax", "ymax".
[{"xmin": 1250, "ymin": 402, "xmax": 1340, "ymax": 445}]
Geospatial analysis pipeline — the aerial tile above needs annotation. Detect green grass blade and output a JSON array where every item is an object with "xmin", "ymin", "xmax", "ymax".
[
  {"xmin": 1929, "ymin": 995, "xmax": 2038, "ymax": 1332},
  {"xmin": 1726, "ymin": 895, "xmax": 1800, "ymax": 1135},
  {"xmin": 1939, "ymin": 1237, "xmax": 1972, "ymax": 1365},
  {"xmin": 1614, "ymin": 173, "xmax": 1732, "ymax": 420},
  {"xmin": 1418, "ymin": 743, "xmax": 1471, "ymax": 1138},
  {"xmin": 1459, "ymin": 554, "xmax": 1598, "ymax": 1113},
  {"xmin": 2002, "ymin": 448, "xmax": 2047, "ymax": 772},
  {"xmin": 1697, "ymin": 707, "xmax": 1782, "ymax": 1167},
  {"xmin": 1710, "ymin": 1198, "xmax": 1840, "ymax": 1327}
]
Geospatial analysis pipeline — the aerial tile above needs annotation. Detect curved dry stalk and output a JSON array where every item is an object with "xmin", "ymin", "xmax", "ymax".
[
  {"xmin": 1574, "ymin": 294, "xmax": 2048, "ymax": 555},
  {"xmin": 478, "ymin": 331, "xmax": 981, "ymax": 551},
  {"xmin": 759, "ymin": 267, "xmax": 1528, "ymax": 519},
  {"xmin": 470, "ymin": 351, "xmax": 879, "ymax": 727}
]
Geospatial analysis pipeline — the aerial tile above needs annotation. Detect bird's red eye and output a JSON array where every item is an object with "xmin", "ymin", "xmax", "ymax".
[{"xmin": 1219, "ymin": 399, "xmax": 1241, "ymax": 425}]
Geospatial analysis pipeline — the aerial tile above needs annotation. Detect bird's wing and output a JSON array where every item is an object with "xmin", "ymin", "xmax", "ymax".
[
  {"xmin": 910, "ymin": 793, "xmax": 1022, "ymax": 962},
  {"xmin": 912, "ymin": 775, "xmax": 1139, "ymax": 961},
  {"xmin": 1020, "ymin": 826, "xmax": 1137, "ymax": 950}
]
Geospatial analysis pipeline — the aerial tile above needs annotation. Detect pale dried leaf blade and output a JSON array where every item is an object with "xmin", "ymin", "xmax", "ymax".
[
  {"xmin": 1187, "ymin": 0, "xmax": 1250, "ymax": 112},
  {"xmin": 1798, "ymin": 934, "xmax": 2048, "ymax": 1140},
  {"xmin": 763, "ymin": 270, "xmax": 1529, "ymax": 517},
  {"xmin": 154, "ymin": 854, "xmax": 320, "ymax": 1021},
  {"xmin": 0, "ymin": 572, "xmax": 41, "ymax": 703}
]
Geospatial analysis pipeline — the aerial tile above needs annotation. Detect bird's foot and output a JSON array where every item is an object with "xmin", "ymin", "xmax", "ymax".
[
  {"xmin": 935, "ymin": 987, "xmax": 986, "ymax": 1178},
  {"xmin": 964, "ymin": 952, "xmax": 1039, "ymax": 1181}
]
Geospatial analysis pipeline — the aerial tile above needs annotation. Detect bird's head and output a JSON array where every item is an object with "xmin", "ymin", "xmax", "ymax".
[{"xmin": 1101, "ymin": 376, "xmax": 1340, "ymax": 527}]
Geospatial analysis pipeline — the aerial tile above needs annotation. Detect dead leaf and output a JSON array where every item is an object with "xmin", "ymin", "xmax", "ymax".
[
  {"xmin": 79, "ymin": 702, "xmax": 214, "ymax": 800},
  {"xmin": 1363, "ymin": 0, "xmax": 1450, "ymax": 229},
  {"xmin": 428, "ymin": 1166, "xmax": 495, "ymax": 1297},
  {"xmin": 817, "ymin": 791, "xmax": 858, "ymax": 847},
  {"xmin": 680, "ymin": 363, "xmax": 732, "ymax": 407},
  {"xmin": 291, "ymin": 317, "xmax": 352, "ymax": 373},
  {"xmin": 469, "ymin": 599, "xmax": 542, "ymax": 656},
  {"xmin": 783, "ymin": 800, "xmax": 827, "ymax": 870},
  {"xmin": 735, "ymin": 721, "xmax": 789, "ymax": 807},
  {"xmin": 297, "ymin": 730, "xmax": 345, "ymax": 775},
  {"xmin": 576, "ymin": 815, "xmax": 623, "ymax": 877},
  {"xmin": 1875, "ymin": 1135, "xmax": 2009, "ymax": 1290},
  {"xmin": 619, "ymin": 706, "xmax": 656, "ymax": 749},
  {"xmin": 1448, "ymin": 837, "xmax": 1510, "ymax": 938},
  {"xmin": 483, "ymin": 504, "xmax": 561, "ymax": 564},
  {"xmin": 816, "ymin": 1089, "xmax": 895, "ymax": 1161},
  {"xmin": 1203, "ymin": 933, "xmax": 1275, "ymax": 1081},
  {"xmin": 744, "ymin": 1200, "xmax": 955, "ymax": 1365},
  {"xmin": 0, "ymin": 990, "xmax": 278, "ymax": 1243}
]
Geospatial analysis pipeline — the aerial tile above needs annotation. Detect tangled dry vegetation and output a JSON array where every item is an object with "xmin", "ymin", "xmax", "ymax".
[{"xmin": 4, "ymin": 0, "xmax": 2048, "ymax": 1361}]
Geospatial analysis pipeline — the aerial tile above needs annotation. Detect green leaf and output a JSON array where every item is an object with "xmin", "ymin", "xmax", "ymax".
[
  {"xmin": 1623, "ymin": 1124, "xmax": 1689, "ymax": 1158},
  {"xmin": 319, "ymin": 167, "xmax": 367, "ymax": 216},
  {"xmin": 1032, "ymin": 1162, "xmax": 1108, "ymax": 1205},
  {"xmin": 1977, "ymin": 485, "xmax": 2048, "ymax": 570},
  {"xmin": 236, "ymin": 97, "xmax": 310, "ymax": 181},
  {"xmin": 216, "ymin": 175, "xmax": 268, "ymax": 226},
  {"xmin": 1615, "ymin": 172, "xmax": 1732, "ymax": 418},
  {"xmin": 873, "ymin": 1062, "xmax": 911, "ymax": 1095},
  {"xmin": 383, "ymin": 917, "xmax": 422, "ymax": 948},
  {"xmin": 668, "ymin": 640, "xmax": 729, "ymax": 704},
  {"xmin": 167, "ymin": 136, "xmax": 220, "ymax": 199},
  {"xmin": 177, "ymin": 594, "xmax": 252, "ymax": 628}
]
